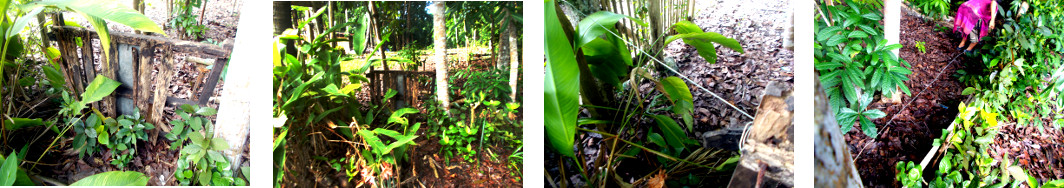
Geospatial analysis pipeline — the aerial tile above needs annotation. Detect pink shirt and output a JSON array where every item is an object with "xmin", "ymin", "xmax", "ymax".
[{"xmin": 954, "ymin": 0, "xmax": 994, "ymax": 38}]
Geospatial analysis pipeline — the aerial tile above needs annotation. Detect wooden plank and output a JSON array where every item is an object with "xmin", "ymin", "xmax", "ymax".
[
  {"xmin": 166, "ymin": 97, "xmax": 197, "ymax": 106},
  {"xmin": 136, "ymin": 41, "xmax": 154, "ymax": 124},
  {"xmin": 51, "ymin": 26, "xmax": 231, "ymax": 59},
  {"xmin": 150, "ymin": 45, "xmax": 174, "ymax": 132},
  {"xmin": 197, "ymin": 58, "xmax": 228, "ymax": 105},
  {"xmin": 80, "ymin": 30, "xmax": 99, "ymax": 111}
]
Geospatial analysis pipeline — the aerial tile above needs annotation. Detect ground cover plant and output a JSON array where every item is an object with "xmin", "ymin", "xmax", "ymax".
[
  {"xmin": 0, "ymin": 0, "xmax": 247, "ymax": 186},
  {"xmin": 273, "ymin": 1, "xmax": 523, "ymax": 187}
]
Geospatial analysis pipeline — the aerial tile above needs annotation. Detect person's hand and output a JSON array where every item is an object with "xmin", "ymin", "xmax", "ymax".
[{"xmin": 990, "ymin": 22, "xmax": 995, "ymax": 30}]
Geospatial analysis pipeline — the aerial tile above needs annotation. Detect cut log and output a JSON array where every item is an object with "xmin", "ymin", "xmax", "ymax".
[{"xmin": 728, "ymin": 81, "xmax": 793, "ymax": 188}]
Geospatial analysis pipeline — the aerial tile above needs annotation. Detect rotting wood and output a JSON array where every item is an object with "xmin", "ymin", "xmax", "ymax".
[
  {"xmin": 198, "ymin": 58, "xmax": 228, "ymax": 105},
  {"xmin": 151, "ymin": 45, "xmax": 175, "ymax": 131},
  {"xmin": 50, "ymin": 26, "xmax": 232, "ymax": 59},
  {"xmin": 80, "ymin": 30, "xmax": 98, "ymax": 111},
  {"xmin": 728, "ymin": 81, "xmax": 793, "ymax": 188}
]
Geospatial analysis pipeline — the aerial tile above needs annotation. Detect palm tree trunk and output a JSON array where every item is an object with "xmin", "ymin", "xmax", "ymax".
[{"xmin": 433, "ymin": 1, "xmax": 450, "ymax": 114}]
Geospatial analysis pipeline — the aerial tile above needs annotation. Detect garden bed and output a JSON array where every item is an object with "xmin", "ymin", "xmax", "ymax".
[{"xmin": 844, "ymin": 11, "xmax": 970, "ymax": 187}]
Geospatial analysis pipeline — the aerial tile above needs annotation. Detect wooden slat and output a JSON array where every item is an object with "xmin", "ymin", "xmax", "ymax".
[
  {"xmin": 151, "ymin": 45, "xmax": 174, "ymax": 132},
  {"xmin": 197, "ymin": 58, "xmax": 228, "ymax": 105},
  {"xmin": 50, "ymin": 26, "xmax": 232, "ymax": 59}
]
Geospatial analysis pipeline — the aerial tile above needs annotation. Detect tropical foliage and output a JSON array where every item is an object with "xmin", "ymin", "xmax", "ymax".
[
  {"xmin": 814, "ymin": 0, "xmax": 911, "ymax": 137},
  {"xmin": 545, "ymin": 0, "xmax": 741, "ymax": 186}
]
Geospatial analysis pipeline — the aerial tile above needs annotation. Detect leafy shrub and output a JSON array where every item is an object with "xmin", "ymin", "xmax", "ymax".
[
  {"xmin": 907, "ymin": 0, "xmax": 952, "ymax": 19},
  {"xmin": 100, "ymin": 109, "xmax": 155, "ymax": 169},
  {"xmin": 169, "ymin": 0, "xmax": 208, "ymax": 39},
  {"xmin": 815, "ymin": 0, "xmax": 912, "ymax": 137},
  {"xmin": 166, "ymin": 104, "xmax": 217, "ymax": 149},
  {"xmin": 166, "ymin": 104, "xmax": 235, "ymax": 186},
  {"xmin": 62, "ymin": 76, "xmax": 121, "ymax": 158}
]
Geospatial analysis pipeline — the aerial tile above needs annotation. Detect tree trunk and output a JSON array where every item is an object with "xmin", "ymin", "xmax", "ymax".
[
  {"xmin": 507, "ymin": 10, "xmax": 519, "ymax": 102},
  {"xmin": 273, "ymin": 1, "xmax": 295, "ymax": 55},
  {"xmin": 496, "ymin": 9, "xmax": 509, "ymax": 71},
  {"xmin": 814, "ymin": 75, "xmax": 864, "ymax": 187},
  {"xmin": 433, "ymin": 1, "xmax": 450, "ymax": 115},
  {"xmin": 369, "ymin": 2, "xmax": 389, "ymax": 71},
  {"xmin": 213, "ymin": 1, "xmax": 255, "ymax": 175}
]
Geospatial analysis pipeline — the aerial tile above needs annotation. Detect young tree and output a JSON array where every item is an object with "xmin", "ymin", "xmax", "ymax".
[
  {"xmin": 507, "ymin": 7, "xmax": 519, "ymax": 102},
  {"xmin": 433, "ymin": 1, "xmax": 450, "ymax": 114}
]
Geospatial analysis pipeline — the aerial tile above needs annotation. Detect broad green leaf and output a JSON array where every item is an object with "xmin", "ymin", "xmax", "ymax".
[
  {"xmin": 660, "ymin": 77, "xmax": 694, "ymax": 129},
  {"xmin": 195, "ymin": 107, "xmax": 217, "ymax": 116},
  {"xmin": 80, "ymin": 75, "xmax": 121, "ymax": 106},
  {"xmin": 647, "ymin": 133, "xmax": 666, "ymax": 148},
  {"xmin": 671, "ymin": 20, "xmax": 704, "ymax": 34},
  {"xmin": 544, "ymin": 0, "xmax": 578, "ymax": 158},
  {"xmin": 1, "ymin": 152, "xmax": 17, "ymax": 186},
  {"xmin": 3, "ymin": 118, "xmax": 43, "ymax": 130},
  {"xmin": 575, "ymin": 11, "xmax": 645, "ymax": 49},
  {"xmin": 7, "ymin": 7, "xmax": 43, "ymax": 39},
  {"xmin": 859, "ymin": 116, "xmax": 877, "ymax": 137},
  {"xmin": 650, "ymin": 114, "xmax": 688, "ymax": 152},
  {"xmin": 664, "ymin": 31, "xmax": 744, "ymax": 64},
  {"xmin": 387, "ymin": 108, "xmax": 419, "ymax": 126},
  {"xmin": 357, "ymin": 130, "xmax": 386, "ymax": 155},
  {"xmin": 69, "ymin": 171, "xmax": 148, "ymax": 186},
  {"xmin": 211, "ymin": 137, "xmax": 228, "ymax": 150},
  {"xmin": 322, "ymin": 84, "xmax": 349, "ymax": 97},
  {"xmin": 350, "ymin": 13, "xmax": 370, "ymax": 55}
]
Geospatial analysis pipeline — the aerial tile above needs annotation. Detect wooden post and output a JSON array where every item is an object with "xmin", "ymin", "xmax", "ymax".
[{"xmin": 151, "ymin": 45, "xmax": 174, "ymax": 131}]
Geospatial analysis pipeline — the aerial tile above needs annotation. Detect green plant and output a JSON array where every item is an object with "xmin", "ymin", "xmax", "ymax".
[
  {"xmin": 69, "ymin": 171, "xmax": 149, "ymax": 186},
  {"xmin": 836, "ymin": 92, "xmax": 887, "ymax": 137},
  {"xmin": 168, "ymin": 105, "xmax": 234, "ymax": 186},
  {"xmin": 169, "ymin": 0, "xmax": 207, "ymax": 39},
  {"xmin": 100, "ymin": 109, "xmax": 155, "ymax": 169},
  {"xmin": 815, "ymin": 0, "xmax": 912, "ymax": 137},
  {"xmin": 907, "ymin": 0, "xmax": 952, "ymax": 19},
  {"xmin": 166, "ymin": 104, "xmax": 217, "ymax": 148},
  {"xmin": 61, "ymin": 75, "xmax": 121, "ymax": 159},
  {"xmin": 0, "ymin": 151, "xmax": 34, "ymax": 186},
  {"xmin": 915, "ymin": 41, "xmax": 927, "ymax": 54},
  {"xmin": 439, "ymin": 120, "xmax": 478, "ymax": 163},
  {"xmin": 895, "ymin": 161, "xmax": 924, "ymax": 188}
]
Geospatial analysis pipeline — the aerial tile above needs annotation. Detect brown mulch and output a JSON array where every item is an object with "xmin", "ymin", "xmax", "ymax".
[
  {"xmin": 844, "ymin": 11, "xmax": 970, "ymax": 187},
  {"xmin": 994, "ymin": 119, "xmax": 1064, "ymax": 182}
]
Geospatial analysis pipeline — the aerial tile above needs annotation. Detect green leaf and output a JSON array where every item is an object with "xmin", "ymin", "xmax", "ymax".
[
  {"xmin": 962, "ymin": 87, "xmax": 978, "ymax": 95},
  {"xmin": 664, "ymin": 31, "xmax": 744, "ymax": 64},
  {"xmin": 826, "ymin": 35, "xmax": 847, "ymax": 46},
  {"xmin": 80, "ymin": 75, "xmax": 121, "ymax": 105},
  {"xmin": 575, "ymin": 11, "xmax": 644, "ymax": 49},
  {"xmin": 211, "ymin": 137, "xmax": 229, "ymax": 150},
  {"xmin": 1, "ymin": 152, "xmax": 17, "ymax": 186},
  {"xmin": 650, "ymin": 114, "xmax": 688, "ymax": 152},
  {"xmin": 648, "ymin": 133, "xmax": 667, "ymax": 148},
  {"xmin": 7, "ymin": 7, "xmax": 43, "ymax": 39},
  {"xmin": 544, "ymin": 0, "xmax": 578, "ymax": 158},
  {"xmin": 3, "ymin": 118, "xmax": 43, "ymax": 130},
  {"xmin": 847, "ymin": 30, "xmax": 868, "ymax": 38},
  {"xmin": 859, "ymin": 116, "xmax": 877, "ymax": 137},
  {"xmin": 69, "ymin": 171, "xmax": 148, "ymax": 186},
  {"xmin": 660, "ymin": 77, "xmax": 694, "ymax": 129},
  {"xmin": 386, "ymin": 108, "xmax": 419, "ymax": 126},
  {"xmin": 195, "ymin": 106, "xmax": 217, "ymax": 116}
]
